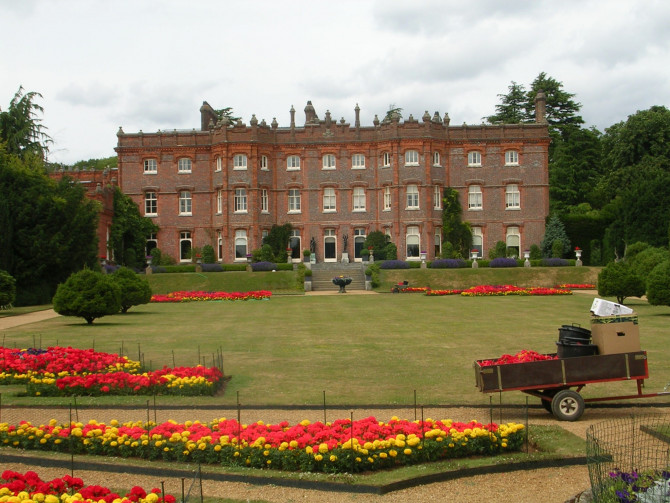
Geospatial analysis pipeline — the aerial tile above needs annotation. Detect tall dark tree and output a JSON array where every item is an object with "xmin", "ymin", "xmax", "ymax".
[
  {"xmin": 524, "ymin": 72, "xmax": 584, "ymax": 130},
  {"xmin": 441, "ymin": 188, "xmax": 472, "ymax": 258},
  {"xmin": 0, "ymin": 86, "xmax": 52, "ymax": 159},
  {"xmin": 262, "ymin": 223, "xmax": 292, "ymax": 262},
  {"xmin": 484, "ymin": 81, "xmax": 527, "ymax": 124},
  {"xmin": 109, "ymin": 188, "xmax": 158, "ymax": 267}
]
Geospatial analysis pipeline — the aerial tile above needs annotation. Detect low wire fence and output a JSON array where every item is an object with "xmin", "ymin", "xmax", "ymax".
[{"xmin": 587, "ymin": 414, "xmax": 670, "ymax": 502}]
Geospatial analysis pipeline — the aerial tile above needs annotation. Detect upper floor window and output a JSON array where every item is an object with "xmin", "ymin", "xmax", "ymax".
[
  {"xmin": 432, "ymin": 152, "xmax": 441, "ymax": 166},
  {"xmin": 468, "ymin": 185, "xmax": 482, "ymax": 210},
  {"xmin": 383, "ymin": 186, "xmax": 391, "ymax": 211},
  {"xmin": 234, "ymin": 188, "xmax": 247, "ymax": 213},
  {"xmin": 406, "ymin": 184, "xmax": 419, "ymax": 209},
  {"xmin": 288, "ymin": 189, "xmax": 301, "ymax": 213},
  {"xmin": 144, "ymin": 159, "xmax": 157, "ymax": 174},
  {"xmin": 506, "ymin": 184, "xmax": 520, "ymax": 209},
  {"xmin": 233, "ymin": 154, "xmax": 247, "ymax": 170},
  {"xmin": 322, "ymin": 154, "xmax": 336, "ymax": 170},
  {"xmin": 353, "ymin": 187, "xmax": 366, "ymax": 211},
  {"xmin": 351, "ymin": 154, "xmax": 365, "ymax": 169},
  {"xmin": 287, "ymin": 155, "xmax": 300, "ymax": 170},
  {"xmin": 382, "ymin": 152, "xmax": 391, "ymax": 167},
  {"xmin": 260, "ymin": 155, "xmax": 268, "ymax": 170},
  {"xmin": 467, "ymin": 151, "xmax": 482, "ymax": 167},
  {"xmin": 323, "ymin": 187, "xmax": 336, "ymax": 212},
  {"xmin": 505, "ymin": 150, "xmax": 519, "ymax": 166},
  {"xmin": 215, "ymin": 156, "xmax": 222, "ymax": 172},
  {"xmin": 179, "ymin": 191, "xmax": 192, "ymax": 215},
  {"xmin": 178, "ymin": 158, "xmax": 192, "ymax": 173},
  {"xmin": 216, "ymin": 189, "xmax": 223, "ymax": 214},
  {"xmin": 433, "ymin": 185, "xmax": 442, "ymax": 209},
  {"xmin": 261, "ymin": 188, "xmax": 269, "ymax": 213},
  {"xmin": 145, "ymin": 192, "xmax": 157, "ymax": 216},
  {"xmin": 405, "ymin": 150, "xmax": 419, "ymax": 166}
]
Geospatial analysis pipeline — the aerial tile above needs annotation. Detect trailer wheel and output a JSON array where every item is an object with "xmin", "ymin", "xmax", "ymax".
[{"xmin": 551, "ymin": 390, "xmax": 585, "ymax": 421}]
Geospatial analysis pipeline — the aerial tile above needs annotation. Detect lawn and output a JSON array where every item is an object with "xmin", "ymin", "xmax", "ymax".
[{"xmin": 2, "ymin": 289, "xmax": 669, "ymax": 408}]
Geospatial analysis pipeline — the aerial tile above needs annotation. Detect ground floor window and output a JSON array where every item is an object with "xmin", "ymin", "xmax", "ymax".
[
  {"xmin": 472, "ymin": 227, "xmax": 483, "ymax": 257},
  {"xmin": 146, "ymin": 233, "xmax": 157, "ymax": 257},
  {"xmin": 406, "ymin": 226, "xmax": 420, "ymax": 259},
  {"xmin": 506, "ymin": 226, "xmax": 520, "ymax": 258},
  {"xmin": 289, "ymin": 230, "xmax": 301, "ymax": 260},
  {"xmin": 324, "ymin": 229, "xmax": 336, "ymax": 261},
  {"xmin": 235, "ymin": 229, "xmax": 247, "ymax": 260},
  {"xmin": 217, "ymin": 231, "xmax": 223, "ymax": 261},
  {"xmin": 434, "ymin": 230, "xmax": 441, "ymax": 258},
  {"xmin": 180, "ymin": 231, "xmax": 192, "ymax": 261},
  {"xmin": 354, "ymin": 228, "xmax": 366, "ymax": 260}
]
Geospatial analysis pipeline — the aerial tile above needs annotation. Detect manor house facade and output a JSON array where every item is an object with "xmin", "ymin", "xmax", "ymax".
[{"xmin": 114, "ymin": 96, "xmax": 550, "ymax": 264}]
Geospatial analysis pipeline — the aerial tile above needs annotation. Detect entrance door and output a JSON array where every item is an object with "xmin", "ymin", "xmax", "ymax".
[
  {"xmin": 354, "ymin": 228, "xmax": 366, "ymax": 262},
  {"xmin": 324, "ymin": 229, "xmax": 336, "ymax": 262}
]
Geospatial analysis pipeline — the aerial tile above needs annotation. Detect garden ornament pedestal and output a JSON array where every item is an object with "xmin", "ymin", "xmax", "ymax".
[
  {"xmin": 575, "ymin": 248, "xmax": 582, "ymax": 267},
  {"xmin": 332, "ymin": 276, "xmax": 352, "ymax": 293},
  {"xmin": 341, "ymin": 252, "xmax": 349, "ymax": 264},
  {"xmin": 524, "ymin": 250, "xmax": 531, "ymax": 268}
]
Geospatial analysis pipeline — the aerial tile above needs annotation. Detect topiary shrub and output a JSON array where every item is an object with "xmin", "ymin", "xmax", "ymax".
[
  {"xmin": 53, "ymin": 269, "xmax": 121, "ymax": 324},
  {"xmin": 529, "ymin": 244, "xmax": 542, "ymax": 260},
  {"xmin": 384, "ymin": 242, "xmax": 398, "ymax": 261},
  {"xmin": 597, "ymin": 261, "xmax": 646, "ymax": 304},
  {"xmin": 489, "ymin": 257, "xmax": 518, "ymax": 268},
  {"xmin": 488, "ymin": 241, "xmax": 508, "ymax": 259},
  {"xmin": 0, "ymin": 270, "xmax": 16, "ymax": 307},
  {"xmin": 201, "ymin": 244, "xmax": 216, "ymax": 264},
  {"xmin": 430, "ymin": 259, "xmax": 467, "ymax": 268},
  {"xmin": 380, "ymin": 260, "xmax": 410, "ymax": 269},
  {"xmin": 201, "ymin": 263, "xmax": 223, "ymax": 272},
  {"xmin": 646, "ymin": 260, "xmax": 670, "ymax": 307},
  {"xmin": 110, "ymin": 267, "xmax": 152, "ymax": 313}
]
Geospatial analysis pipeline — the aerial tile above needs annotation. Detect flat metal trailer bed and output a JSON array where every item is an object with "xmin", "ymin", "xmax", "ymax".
[{"xmin": 474, "ymin": 351, "xmax": 670, "ymax": 421}]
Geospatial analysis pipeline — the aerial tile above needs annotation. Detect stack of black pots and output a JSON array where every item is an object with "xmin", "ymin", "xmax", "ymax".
[{"xmin": 556, "ymin": 324, "xmax": 599, "ymax": 358}]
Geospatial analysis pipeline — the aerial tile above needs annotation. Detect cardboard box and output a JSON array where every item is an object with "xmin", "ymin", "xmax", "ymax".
[
  {"xmin": 590, "ymin": 314, "xmax": 640, "ymax": 354},
  {"xmin": 590, "ymin": 298, "xmax": 634, "ymax": 317}
]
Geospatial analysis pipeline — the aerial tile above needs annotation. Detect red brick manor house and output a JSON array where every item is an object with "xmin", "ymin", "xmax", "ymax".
[{"xmin": 114, "ymin": 96, "xmax": 550, "ymax": 264}]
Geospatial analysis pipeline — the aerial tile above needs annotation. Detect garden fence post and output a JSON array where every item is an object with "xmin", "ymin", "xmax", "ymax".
[
  {"xmin": 323, "ymin": 391, "xmax": 326, "ymax": 424},
  {"xmin": 413, "ymin": 390, "xmax": 417, "ymax": 421}
]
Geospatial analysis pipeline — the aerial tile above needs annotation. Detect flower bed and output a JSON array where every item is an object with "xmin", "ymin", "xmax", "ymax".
[
  {"xmin": 556, "ymin": 283, "xmax": 595, "ymax": 289},
  {"xmin": 25, "ymin": 365, "xmax": 223, "ymax": 397},
  {"xmin": 0, "ymin": 416, "xmax": 525, "ymax": 474},
  {"xmin": 0, "ymin": 347, "xmax": 223, "ymax": 396},
  {"xmin": 479, "ymin": 350, "xmax": 558, "ymax": 367},
  {"xmin": 150, "ymin": 290, "xmax": 272, "ymax": 302},
  {"xmin": 393, "ymin": 286, "xmax": 428, "ymax": 293},
  {"xmin": 605, "ymin": 468, "xmax": 670, "ymax": 503},
  {"xmin": 0, "ymin": 347, "xmax": 140, "ymax": 385},
  {"xmin": 425, "ymin": 285, "xmax": 571, "ymax": 297},
  {"xmin": 1, "ymin": 470, "xmax": 176, "ymax": 503}
]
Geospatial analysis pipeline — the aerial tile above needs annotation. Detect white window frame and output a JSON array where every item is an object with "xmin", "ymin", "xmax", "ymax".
[
  {"xmin": 322, "ymin": 154, "xmax": 336, "ymax": 170},
  {"xmin": 217, "ymin": 231, "xmax": 223, "ymax": 261},
  {"xmin": 179, "ymin": 191, "xmax": 192, "ymax": 215},
  {"xmin": 434, "ymin": 229, "xmax": 442, "ymax": 257},
  {"xmin": 288, "ymin": 188, "xmax": 301, "ymax": 213},
  {"xmin": 505, "ymin": 150, "xmax": 519, "ymax": 166},
  {"xmin": 406, "ymin": 184, "xmax": 419, "ymax": 209},
  {"xmin": 234, "ymin": 188, "xmax": 247, "ymax": 213},
  {"xmin": 405, "ymin": 150, "xmax": 419, "ymax": 166},
  {"xmin": 261, "ymin": 188, "xmax": 269, "ymax": 213},
  {"xmin": 472, "ymin": 227, "xmax": 483, "ymax": 257},
  {"xmin": 233, "ymin": 154, "xmax": 247, "ymax": 170},
  {"xmin": 506, "ymin": 226, "xmax": 521, "ymax": 257},
  {"xmin": 144, "ymin": 158, "xmax": 157, "ymax": 174},
  {"xmin": 506, "ymin": 184, "xmax": 520, "ymax": 209},
  {"xmin": 146, "ymin": 232, "xmax": 158, "ymax": 257},
  {"xmin": 323, "ymin": 187, "xmax": 336, "ymax": 212},
  {"xmin": 433, "ymin": 185, "xmax": 442, "ymax": 209},
  {"xmin": 178, "ymin": 158, "xmax": 192, "ymax": 173},
  {"xmin": 406, "ymin": 225, "xmax": 420, "ymax": 259},
  {"xmin": 382, "ymin": 152, "xmax": 391, "ymax": 168},
  {"xmin": 351, "ymin": 154, "xmax": 365, "ymax": 169},
  {"xmin": 180, "ymin": 231, "xmax": 192, "ymax": 262},
  {"xmin": 234, "ymin": 229, "xmax": 247, "ymax": 261},
  {"xmin": 383, "ymin": 186, "xmax": 391, "ymax": 211},
  {"xmin": 287, "ymin": 155, "xmax": 301, "ymax": 170},
  {"xmin": 467, "ymin": 151, "xmax": 482, "ymax": 167},
  {"xmin": 260, "ymin": 155, "xmax": 268, "ymax": 170},
  {"xmin": 432, "ymin": 152, "xmax": 440, "ymax": 166},
  {"xmin": 468, "ymin": 185, "xmax": 482, "ymax": 210},
  {"xmin": 216, "ymin": 189, "xmax": 223, "ymax": 214},
  {"xmin": 353, "ymin": 187, "xmax": 366, "ymax": 211},
  {"xmin": 145, "ymin": 191, "xmax": 157, "ymax": 216},
  {"xmin": 215, "ymin": 156, "xmax": 222, "ymax": 172}
]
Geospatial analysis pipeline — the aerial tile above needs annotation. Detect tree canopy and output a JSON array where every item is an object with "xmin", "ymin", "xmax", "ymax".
[
  {"xmin": 0, "ymin": 86, "xmax": 52, "ymax": 159},
  {"xmin": 109, "ymin": 188, "xmax": 158, "ymax": 268}
]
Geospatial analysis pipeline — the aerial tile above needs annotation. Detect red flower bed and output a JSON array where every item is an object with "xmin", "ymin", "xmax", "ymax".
[
  {"xmin": 425, "ymin": 285, "xmax": 571, "ymax": 296},
  {"xmin": 555, "ymin": 283, "xmax": 595, "ymax": 289},
  {"xmin": 0, "ymin": 346, "xmax": 136, "ymax": 376},
  {"xmin": 151, "ymin": 290, "xmax": 272, "ymax": 302}
]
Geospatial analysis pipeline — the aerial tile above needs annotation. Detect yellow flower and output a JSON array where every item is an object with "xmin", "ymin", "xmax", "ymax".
[
  {"xmin": 330, "ymin": 455, "xmax": 337, "ymax": 462},
  {"xmin": 315, "ymin": 454, "xmax": 323, "ymax": 462},
  {"xmin": 404, "ymin": 448, "xmax": 412, "ymax": 455}
]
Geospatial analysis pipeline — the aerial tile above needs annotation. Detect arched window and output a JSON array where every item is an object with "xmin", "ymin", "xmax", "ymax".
[
  {"xmin": 180, "ymin": 231, "xmax": 192, "ymax": 261},
  {"xmin": 472, "ymin": 227, "xmax": 483, "ymax": 257},
  {"xmin": 406, "ymin": 226, "xmax": 420, "ymax": 259},
  {"xmin": 506, "ymin": 226, "xmax": 520, "ymax": 258},
  {"xmin": 235, "ymin": 230, "xmax": 247, "ymax": 260}
]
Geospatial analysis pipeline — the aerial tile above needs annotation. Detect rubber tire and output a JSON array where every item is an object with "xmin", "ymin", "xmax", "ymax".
[{"xmin": 551, "ymin": 390, "xmax": 585, "ymax": 421}]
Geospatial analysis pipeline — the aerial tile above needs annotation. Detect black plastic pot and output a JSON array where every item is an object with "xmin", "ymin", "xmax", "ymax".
[
  {"xmin": 558, "ymin": 324, "xmax": 591, "ymax": 342},
  {"xmin": 556, "ymin": 341, "xmax": 599, "ymax": 358}
]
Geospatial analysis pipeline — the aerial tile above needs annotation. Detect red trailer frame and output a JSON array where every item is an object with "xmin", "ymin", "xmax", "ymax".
[{"xmin": 474, "ymin": 351, "xmax": 670, "ymax": 421}]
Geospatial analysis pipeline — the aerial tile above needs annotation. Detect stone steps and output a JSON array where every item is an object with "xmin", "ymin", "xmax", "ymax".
[{"xmin": 309, "ymin": 262, "xmax": 367, "ymax": 291}]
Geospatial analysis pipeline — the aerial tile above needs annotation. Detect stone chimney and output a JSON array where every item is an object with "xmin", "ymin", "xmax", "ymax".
[
  {"xmin": 534, "ymin": 90, "xmax": 547, "ymax": 123},
  {"xmin": 200, "ymin": 101, "xmax": 217, "ymax": 131}
]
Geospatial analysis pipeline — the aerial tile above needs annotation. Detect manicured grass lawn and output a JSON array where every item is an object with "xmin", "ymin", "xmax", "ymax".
[{"xmin": 2, "ymin": 290, "xmax": 668, "ymax": 408}]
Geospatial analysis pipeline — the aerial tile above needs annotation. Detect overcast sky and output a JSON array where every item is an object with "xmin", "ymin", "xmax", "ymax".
[{"xmin": 2, "ymin": 0, "xmax": 669, "ymax": 165}]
